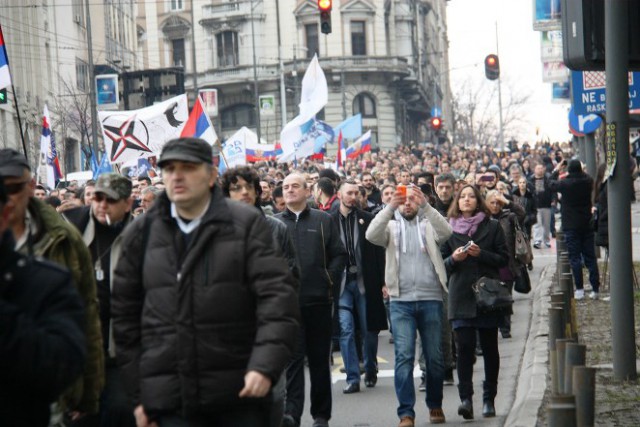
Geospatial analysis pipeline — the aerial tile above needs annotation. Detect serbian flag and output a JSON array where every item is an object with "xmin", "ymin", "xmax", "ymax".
[
  {"xmin": 0, "ymin": 26, "xmax": 12, "ymax": 89},
  {"xmin": 180, "ymin": 95, "xmax": 218, "ymax": 145},
  {"xmin": 346, "ymin": 130, "xmax": 372, "ymax": 159},
  {"xmin": 39, "ymin": 105, "xmax": 63, "ymax": 189}
]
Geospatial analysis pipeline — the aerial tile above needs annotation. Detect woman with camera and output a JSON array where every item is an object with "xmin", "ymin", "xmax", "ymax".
[{"xmin": 441, "ymin": 185, "xmax": 509, "ymax": 420}]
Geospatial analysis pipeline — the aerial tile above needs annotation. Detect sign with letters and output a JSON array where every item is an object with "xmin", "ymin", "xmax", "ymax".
[{"xmin": 571, "ymin": 71, "xmax": 640, "ymax": 115}]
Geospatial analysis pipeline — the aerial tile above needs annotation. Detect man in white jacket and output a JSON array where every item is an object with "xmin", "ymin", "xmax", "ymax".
[{"xmin": 366, "ymin": 185, "xmax": 452, "ymax": 427}]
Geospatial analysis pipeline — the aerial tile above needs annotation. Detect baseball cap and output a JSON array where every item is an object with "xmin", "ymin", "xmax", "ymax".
[
  {"xmin": 158, "ymin": 137, "xmax": 214, "ymax": 168},
  {"xmin": 94, "ymin": 173, "xmax": 132, "ymax": 201},
  {"xmin": 0, "ymin": 149, "xmax": 31, "ymax": 178}
]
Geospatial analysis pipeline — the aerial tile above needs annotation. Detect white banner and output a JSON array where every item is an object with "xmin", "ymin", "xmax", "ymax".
[{"xmin": 98, "ymin": 94, "xmax": 189, "ymax": 164}]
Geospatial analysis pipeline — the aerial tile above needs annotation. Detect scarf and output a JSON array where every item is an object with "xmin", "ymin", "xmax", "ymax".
[
  {"xmin": 449, "ymin": 212, "xmax": 486, "ymax": 237},
  {"xmin": 318, "ymin": 194, "xmax": 337, "ymax": 211}
]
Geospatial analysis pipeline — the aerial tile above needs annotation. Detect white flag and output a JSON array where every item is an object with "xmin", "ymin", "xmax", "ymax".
[
  {"xmin": 98, "ymin": 94, "xmax": 189, "ymax": 164},
  {"xmin": 280, "ymin": 55, "xmax": 328, "ymax": 161},
  {"xmin": 222, "ymin": 126, "xmax": 252, "ymax": 168}
]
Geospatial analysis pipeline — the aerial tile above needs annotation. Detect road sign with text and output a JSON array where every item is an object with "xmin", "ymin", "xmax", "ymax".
[{"xmin": 571, "ymin": 70, "xmax": 640, "ymax": 115}]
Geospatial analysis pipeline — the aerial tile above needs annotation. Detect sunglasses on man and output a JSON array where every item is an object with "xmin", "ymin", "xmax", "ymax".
[
  {"xmin": 4, "ymin": 180, "xmax": 30, "ymax": 195},
  {"xmin": 93, "ymin": 193, "xmax": 120, "ymax": 204}
]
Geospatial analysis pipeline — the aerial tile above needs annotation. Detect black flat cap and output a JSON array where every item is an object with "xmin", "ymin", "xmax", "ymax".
[
  {"xmin": 0, "ymin": 149, "xmax": 31, "ymax": 177},
  {"xmin": 158, "ymin": 137, "xmax": 214, "ymax": 168}
]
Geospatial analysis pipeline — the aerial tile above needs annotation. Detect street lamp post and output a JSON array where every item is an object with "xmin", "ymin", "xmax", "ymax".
[{"xmin": 250, "ymin": 0, "xmax": 261, "ymax": 144}]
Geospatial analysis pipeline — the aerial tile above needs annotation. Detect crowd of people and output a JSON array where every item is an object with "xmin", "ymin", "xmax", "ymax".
[{"xmin": 0, "ymin": 136, "xmax": 615, "ymax": 427}]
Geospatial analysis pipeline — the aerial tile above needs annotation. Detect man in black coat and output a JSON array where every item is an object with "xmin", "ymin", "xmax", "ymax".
[
  {"xmin": 276, "ymin": 172, "xmax": 347, "ymax": 427},
  {"xmin": 331, "ymin": 179, "xmax": 387, "ymax": 394},
  {"xmin": 0, "ymin": 177, "xmax": 87, "ymax": 427},
  {"xmin": 549, "ymin": 159, "xmax": 600, "ymax": 300},
  {"xmin": 112, "ymin": 138, "xmax": 300, "ymax": 427}
]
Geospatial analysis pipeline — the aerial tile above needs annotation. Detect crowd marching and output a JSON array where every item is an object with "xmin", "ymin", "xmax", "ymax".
[{"xmin": 0, "ymin": 135, "xmax": 621, "ymax": 427}]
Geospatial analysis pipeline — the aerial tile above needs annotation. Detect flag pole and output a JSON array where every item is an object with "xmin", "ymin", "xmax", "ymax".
[{"xmin": 0, "ymin": 24, "xmax": 28, "ymax": 161}]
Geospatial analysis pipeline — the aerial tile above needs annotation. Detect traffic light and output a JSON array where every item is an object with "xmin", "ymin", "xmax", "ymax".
[
  {"xmin": 318, "ymin": 0, "xmax": 332, "ymax": 34},
  {"xmin": 430, "ymin": 116, "xmax": 443, "ymax": 132},
  {"xmin": 484, "ymin": 54, "xmax": 500, "ymax": 80},
  {"xmin": 0, "ymin": 88, "xmax": 6, "ymax": 105}
]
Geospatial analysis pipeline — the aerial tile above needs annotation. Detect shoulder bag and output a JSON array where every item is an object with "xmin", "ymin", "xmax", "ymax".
[
  {"xmin": 514, "ymin": 222, "xmax": 533, "ymax": 265},
  {"xmin": 472, "ymin": 277, "xmax": 514, "ymax": 313}
]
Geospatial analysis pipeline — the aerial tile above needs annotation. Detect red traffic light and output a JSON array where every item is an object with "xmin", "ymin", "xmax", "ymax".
[
  {"xmin": 430, "ymin": 117, "xmax": 442, "ymax": 130},
  {"xmin": 318, "ymin": 0, "xmax": 332, "ymax": 11},
  {"xmin": 484, "ymin": 54, "xmax": 500, "ymax": 80}
]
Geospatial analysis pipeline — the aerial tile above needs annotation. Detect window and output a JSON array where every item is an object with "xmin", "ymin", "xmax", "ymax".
[
  {"xmin": 72, "ymin": 0, "xmax": 84, "ymax": 26},
  {"xmin": 305, "ymin": 24, "xmax": 319, "ymax": 59},
  {"xmin": 353, "ymin": 93, "xmax": 376, "ymax": 118},
  {"xmin": 170, "ymin": 0, "xmax": 184, "ymax": 11},
  {"xmin": 221, "ymin": 104, "xmax": 256, "ymax": 130},
  {"xmin": 172, "ymin": 38, "xmax": 185, "ymax": 67},
  {"xmin": 76, "ymin": 58, "xmax": 89, "ymax": 92},
  {"xmin": 351, "ymin": 21, "xmax": 366, "ymax": 56},
  {"xmin": 216, "ymin": 31, "xmax": 239, "ymax": 67}
]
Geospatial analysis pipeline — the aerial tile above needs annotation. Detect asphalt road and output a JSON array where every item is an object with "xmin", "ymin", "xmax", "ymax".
[{"xmin": 297, "ymin": 250, "xmax": 559, "ymax": 427}]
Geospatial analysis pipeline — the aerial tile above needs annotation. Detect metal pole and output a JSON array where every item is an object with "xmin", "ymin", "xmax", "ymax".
[
  {"xmin": 275, "ymin": 0, "xmax": 287, "ymax": 129},
  {"xmin": 250, "ymin": 0, "xmax": 261, "ymax": 143},
  {"xmin": 573, "ymin": 367, "xmax": 596, "ymax": 427},
  {"xmin": 605, "ymin": 0, "xmax": 638, "ymax": 381},
  {"xmin": 578, "ymin": 136, "xmax": 587, "ymax": 164},
  {"xmin": 564, "ymin": 343, "xmax": 586, "ymax": 395},
  {"xmin": 496, "ymin": 22, "xmax": 504, "ymax": 152},
  {"xmin": 85, "ymin": 0, "xmax": 101, "ymax": 162},
  {"xmin": 190, "ymin": 0, "xmax": 199, "ymax": 99},
  {"xmin": 341, "ymin": 64, "xmax": 346, "ymax": 120},
  {"xmin": 585, "ymin": 133, "xmax": 597, "ymax": 178}
]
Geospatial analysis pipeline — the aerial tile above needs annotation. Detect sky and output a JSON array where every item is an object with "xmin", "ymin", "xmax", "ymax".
[{"xmin": 447, "ymin": 0, "xmax": 571, "ymax": 144}]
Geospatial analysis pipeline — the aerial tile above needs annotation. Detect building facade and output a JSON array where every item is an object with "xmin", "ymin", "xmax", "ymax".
[
  {"xmin": 137, "ymin": 0, "xmax": 452, "ymax": 151},
  {"xmin": 0, "ymin": 0, "xmax": 138, "ymax": 174}
]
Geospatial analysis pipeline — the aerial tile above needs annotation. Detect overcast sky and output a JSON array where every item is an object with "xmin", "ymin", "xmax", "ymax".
[{"xmin": 447, "ymin": 0, "xmax": 571, "ymax": 144}]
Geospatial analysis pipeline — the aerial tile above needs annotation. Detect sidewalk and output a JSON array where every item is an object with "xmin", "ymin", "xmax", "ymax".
[{"xmin": 503, "ymin": 202, "xmax": 640, "ymax": 427}]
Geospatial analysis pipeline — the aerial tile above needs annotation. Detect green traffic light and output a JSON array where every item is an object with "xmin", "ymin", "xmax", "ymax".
[{"xmin": 0, "ymin": 88, "xmax": 7, "ymax": 104}]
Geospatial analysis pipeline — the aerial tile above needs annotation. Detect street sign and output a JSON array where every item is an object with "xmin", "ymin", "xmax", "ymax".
[
  {"xmin": 571, "ymin": 70, "xmax": 640, "ymax": 115},
  {"xmin": 568, "ymin": 106, "xmax": 602, "ymax": 134},
  {"xmin": 431, "ymin": 107, "xmax": 442, "ymax": 118}
]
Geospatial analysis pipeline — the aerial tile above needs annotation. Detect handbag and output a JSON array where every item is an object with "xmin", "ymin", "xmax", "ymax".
[
  {"xmin": 472, "ymin": 277, "xmax": 514, "ymax": 313},
  {"xmin": 514, "ymin": 222, "xmax": 533, "ymax": 265},
  {"xmin": 514, "ymin": 265, "xmax": 532, "ymax": 294}
]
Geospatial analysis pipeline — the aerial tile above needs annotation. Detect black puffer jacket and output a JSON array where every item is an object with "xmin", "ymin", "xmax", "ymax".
[
  {"xmin": 0, "ymin": 231, "xmax": 86, "ymax": 427},
  {"xmin": 275, "ymin": 206, "xmax": 347, "ymax": 306},
  {"xmin": 549, "ymin": 170, "xmax": 594, "ymax": 231},
  {"xmin": 441, "ymin": 218, "xmax": 509, "ymax": 320},
  {"xmin": 112, "ymin": 187, "xmax": 300, "ymax": 419}
]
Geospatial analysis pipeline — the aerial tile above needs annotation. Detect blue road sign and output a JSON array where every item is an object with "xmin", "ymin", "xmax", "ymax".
[
  {"xmin": 431, "ymin": 107, "xmax": 442, "ymax": 118},
  {"xmin": 568, "ymin": 106, "xmax": 602, "ymax": 134},
  {"xmin": 572, "ymin": 71, "xmax": 640, "ymax": 115}
]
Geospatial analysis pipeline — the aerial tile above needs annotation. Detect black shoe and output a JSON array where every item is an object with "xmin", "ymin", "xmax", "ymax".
[
  {"xmin": 342, "ymin": 382, "xmax": 360, "ymax": 394},
  {"xmin": 458, "ymin": 399, "xmax": 474, "ymax": 420},
  {"xmin": 501, "ymin": 330, "xmax": 512, "ymax": 339},
  {"xmin": 482, "ymin": 401, "xmax": 496, "ymax": 418},
  {"xmin": 419, "ymin": 375, "xmax": 426, "ymax": 392},
  {"xmin": 364, "ymin": 372, "xmax": 377, "ymax": 388},
  {"xmin": 312, "ymin": 418, "xmax": 329, "ymax": 427},
  {"xmin": 282, "ymin": 414, "xmax": 299, "ymax": 427}
]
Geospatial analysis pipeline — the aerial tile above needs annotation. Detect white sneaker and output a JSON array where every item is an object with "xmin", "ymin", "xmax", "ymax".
[
  {"xmin": 575, "ymin": 289, "xmax": 585, "ymax": 300},
  {"xmin": 589, "ymin": 292, "xmax": 599, "ymax": 300}
]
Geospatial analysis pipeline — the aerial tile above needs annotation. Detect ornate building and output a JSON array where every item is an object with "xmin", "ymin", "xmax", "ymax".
[{"xmin": 137, "ymin": 0, "xmax": 452, "ymax": 150}]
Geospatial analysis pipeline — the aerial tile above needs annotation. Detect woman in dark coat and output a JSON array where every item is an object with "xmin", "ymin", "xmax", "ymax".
[
  {"xmin": 512, "ymin": 177, "xmax": 537, "ymax": 239},
  {"xmin": 441, "ymin": 185, "xmax": 509, "ymax": 421},
  {"xmin": 485, "ymin": 190, "xmax": 526, "ymax": 338}
]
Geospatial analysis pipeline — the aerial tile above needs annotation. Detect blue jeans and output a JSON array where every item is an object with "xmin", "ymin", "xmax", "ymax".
[
  {"xmin": 564, "ymin": 229, "xmax": 600, "ymax": 292},
  {"xmin": 339, "ymin": 280, "xmax": 379, "ymax": 384},
  {"xmin": 390, "ymin": 300, "xmax": 444, "ymax": 418}
]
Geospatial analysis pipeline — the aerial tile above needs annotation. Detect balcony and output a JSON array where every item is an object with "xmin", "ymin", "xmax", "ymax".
[
  {"xmin": 188, "ymin": 63, "xmax": 280, "ymax": 88},
  {"xmin": 286, "ymin": 56, "xmax": 412, "ymax": 77},
  {"xmin": 187, "ymin": 56, "xmax": 413, "ymax": 90},
  {"xmin": 201, "ymin": 1, "xmax": 264, "ymax": 27}
]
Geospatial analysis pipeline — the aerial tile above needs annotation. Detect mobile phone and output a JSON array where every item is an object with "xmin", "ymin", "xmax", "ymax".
[
  {"xmin": 480, "ymin": 174, "xmax": 495, "ymax": 182},
  {"xmin": 462, "ymin": 241, "xmax": 473, "ymax": 252}
]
